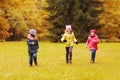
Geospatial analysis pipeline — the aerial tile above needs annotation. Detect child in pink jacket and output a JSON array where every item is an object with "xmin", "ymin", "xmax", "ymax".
[{"xmin": 86, "ymin": 29, "xmax": 99, "ymax": 63}]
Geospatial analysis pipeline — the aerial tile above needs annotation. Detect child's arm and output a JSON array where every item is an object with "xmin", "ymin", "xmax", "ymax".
[
  {"xmin": 36, "ymin": 40, "xmax": 39, "ymax": 49},
  {"xmin": 93, "ymin": 35, "xmax": 99, "ymax": 44},
  {"xmin": 73, "ymin": 33, "xmax": 78, "ymax": 45},
  {"xmin": 86, "ymin": 37, "xmax": 90, "ymax": 48},
  {"xmin": 27, "ymin": 39, "xmax": 35, "ymax": 45},
  {"xmin": 73, "ymin": 33, "xmax": 77, "ymax": 42},
  {"xmin": 27, "ymin": 35, "xmax": 37, "ymax": 40},
  {"xmin": 61, "ymin": 34, "xmax": 66, "ymax": 42}
]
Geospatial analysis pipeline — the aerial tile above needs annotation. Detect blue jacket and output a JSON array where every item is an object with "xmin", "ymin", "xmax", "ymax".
[{"xmin": 27, "ymin": 39, "xmax": 39, "ymax": 53}]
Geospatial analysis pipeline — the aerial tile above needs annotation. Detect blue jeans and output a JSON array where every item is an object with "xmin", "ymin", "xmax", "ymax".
[
  {"xmin": 29, "ymin": 53, "xmax": 37, "ymax": 66},
  {"xmin": 90, "ymin": 49, "xmax": 96, "ymax": 62}
]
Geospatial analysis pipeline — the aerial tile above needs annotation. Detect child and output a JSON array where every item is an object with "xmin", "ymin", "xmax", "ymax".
[
  {"xmin": 61, "ymin": 25, "xmax": 78, "ymax": 64},
  {"xmin": 86, "ymin": 29, "xmax": 99, "ymax": 63},
  {"xmin": 27, "ymin": 29, "xmax": 39, "ymax": 66}
]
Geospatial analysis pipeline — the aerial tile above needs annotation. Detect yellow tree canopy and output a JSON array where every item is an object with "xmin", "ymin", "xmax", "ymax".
[
  {"xmin": 99, "ymin": 0, "xmax": 120, "ymax": 41},
  {"xmin": 0, "ymin": 16, "xmax": 10, "ymax": 40}
]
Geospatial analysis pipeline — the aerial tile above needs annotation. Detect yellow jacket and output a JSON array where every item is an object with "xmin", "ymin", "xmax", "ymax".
[{"xmin": 61, "ymin": 32, "xmax": 77, "ymax": 47}]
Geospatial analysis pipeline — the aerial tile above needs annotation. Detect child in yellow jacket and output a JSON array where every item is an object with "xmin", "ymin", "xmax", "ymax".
[{"xmin": 61, "ymin": 25, "xmax": 78, "ymax": 63}]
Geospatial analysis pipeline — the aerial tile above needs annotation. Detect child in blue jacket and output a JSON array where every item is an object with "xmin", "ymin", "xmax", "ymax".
[{"xmin": 27, "ymin": 29, "xmax": 39, "ymax": 66}]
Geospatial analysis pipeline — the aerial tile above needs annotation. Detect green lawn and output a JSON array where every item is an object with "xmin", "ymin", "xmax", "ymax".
[{"xmin": 0, "ymin": 42, "xmax": 120, "ymax": 80}]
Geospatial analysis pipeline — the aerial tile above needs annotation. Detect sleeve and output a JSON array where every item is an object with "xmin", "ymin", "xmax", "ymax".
[
  {"xmin": 72, "ymin": 32, "xmax": 77, "ymax": 42},
  {"xmin": 94, "ymin": 36, "xmax": 99, "ymax": 44},
  {"xmin": 74, "ymin": 35, "xmax": 77, "ymax": 42},
  {"xmin": 61, "ymin": 34, "xmax": 66, "ymax": 42},
  {"xmin": 36, "ymin": 40, "xmax": 39, "ymax": 49},
  {"xmin": 86, "ymin": 37, "xmax": 90, "ymax": 45},
  {"xmin": 27, "ymin": 39, "xmax": 34, "ymax": 45},
  {"xmin": 27, "ymin": 35, "xmax": 33, "ymax": 45}
]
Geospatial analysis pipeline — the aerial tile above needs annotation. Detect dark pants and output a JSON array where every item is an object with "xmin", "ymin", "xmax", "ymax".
[
  {"xmin": 90, "ymin": 49, "xmax": 96, "ymax": 62},
  {"xmin": 66, "ymin": 46, "xmax": 73, "ymax": 63},
  {"xmin": 29, "ymin": 53, "xmax": 37, "ymax": 66}
]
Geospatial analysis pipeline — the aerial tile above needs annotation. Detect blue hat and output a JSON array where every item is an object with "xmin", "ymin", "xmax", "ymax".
[{"xmin": 29, "ymin": 29, "xmax": 36, "ymax": 35}]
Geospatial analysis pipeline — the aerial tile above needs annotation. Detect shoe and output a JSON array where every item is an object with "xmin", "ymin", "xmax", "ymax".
[
  {"xmin": 66, "ymin": 60, "xmax": 68, "ymax": 63},
  {"xmin": 70, "ymin": 61, "xmax": 72, "ymax": 64},
  {"xmin": 91, "ymin": 60, "xmax": 94, "ymax": 63},
  {"xmin": 35, "ymin": 62, "xmax": 38, "ymax": 66},
  {"xmin": 66, "ymin": 61, "xmax": 68, "ymax": 63}
]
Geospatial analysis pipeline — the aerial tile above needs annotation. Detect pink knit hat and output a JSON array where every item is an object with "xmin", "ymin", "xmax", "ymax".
[{"xmin": 90, "ymin": 29, "xmax": 96, "ymax": 33}]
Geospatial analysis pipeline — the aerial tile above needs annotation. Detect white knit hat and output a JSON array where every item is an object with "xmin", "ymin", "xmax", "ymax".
[
  {"xmin": 66, "ymin": 25, "xmax": 72, "ymax": 30},
  {"xmin": 29, "ymin": 29, "xmax": 36, "ymax": 35}
]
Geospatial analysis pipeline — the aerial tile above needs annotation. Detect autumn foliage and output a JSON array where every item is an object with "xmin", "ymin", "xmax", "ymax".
[{"xmin": 0, "ymin": 0, "xmax": 120, "ymax": 42}]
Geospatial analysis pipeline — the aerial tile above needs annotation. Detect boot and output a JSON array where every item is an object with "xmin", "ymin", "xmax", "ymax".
[{"xmin": 70, "ymin": 60, "xmax": 72, "ymax": 64}]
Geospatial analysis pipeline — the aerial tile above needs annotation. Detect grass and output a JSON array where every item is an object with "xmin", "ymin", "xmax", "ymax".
[{"xmin": 0, "ymin": 42, "xmax": 120, "ymax": 80}]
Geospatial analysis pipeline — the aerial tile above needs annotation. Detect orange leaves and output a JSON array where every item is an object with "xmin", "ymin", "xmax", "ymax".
[
  {"xmin": 0, "ymin": 16, "xmax": 10, "ymax": 40},
  {"xmin": 99, "ymin": 0, "xmax": 120, "ymax": 41}
]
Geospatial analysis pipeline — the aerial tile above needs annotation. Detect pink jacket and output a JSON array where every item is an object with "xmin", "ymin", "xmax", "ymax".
[{"xmin": 86, "ymin": 35, "xmax": 99, "ymax": 50}]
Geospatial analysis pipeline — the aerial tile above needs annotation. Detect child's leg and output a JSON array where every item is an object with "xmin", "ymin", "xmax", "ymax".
[
  {"xmin": 29, "ymin": 53, "xmax": 33, "ymax": 66},
  {"xmin": 33, "ymin": 53, "xmax": 37, "ymax": 65},
  {"xmin": 93, "ymin": 50, "xmax": 96, "ymax": 62},
  {"xmin": 90, "ymin": 49, "xmax": 96, "ymax": 62},
  {"xmin": 69, "ymin": 46, "xmax": 73, "ymax": 63},
  {"xmin": 66, "ymin": 47, "xmax": 69, "ymax": 63}
]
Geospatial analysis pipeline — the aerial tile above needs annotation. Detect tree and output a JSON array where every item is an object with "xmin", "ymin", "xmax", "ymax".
[
  {"xmin": 4, "ymin": 0, "xmax": 49, "ymax": 41},
  {"xmin": 45, "ymin": 0, "xmax": 104, "ymax": 42},
  {"xmin": 0, "ymin": 0, "xmax": 10, "ymax": 41},
  {"xmin": 99, "ymin": 0, "xmax": 120, "ymax": 42},
  {"xmin": 0, "ymin": 16, "xmax": 10, "ymax": 41}
]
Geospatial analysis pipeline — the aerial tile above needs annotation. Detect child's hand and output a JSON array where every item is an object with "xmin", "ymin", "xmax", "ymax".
[
  {"xmin": 75, "ymin": 42, "xmax": 78, "ymax": 45},
  {"xmin": 86, "ymin": 45, "xmax": 89, "ymax": 48},
  {"xmin": 63, "ymin": 40, "xmax": 67, "ymax": 42}
]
